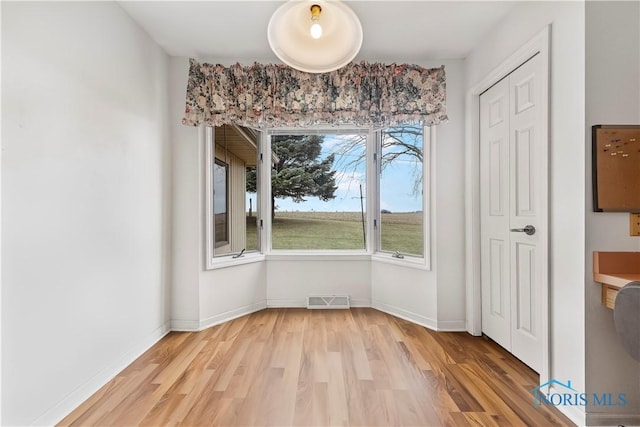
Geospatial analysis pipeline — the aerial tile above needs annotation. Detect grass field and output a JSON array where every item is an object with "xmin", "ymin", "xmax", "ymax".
[{"xmin": 246, "ymin": 211, "xmax": 423, "ymax": 255}]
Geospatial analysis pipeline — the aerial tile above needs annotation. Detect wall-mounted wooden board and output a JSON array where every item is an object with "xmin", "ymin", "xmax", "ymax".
[{"xmin": 593, "ymin": 125, "xmax": 640, "ymax": 212}]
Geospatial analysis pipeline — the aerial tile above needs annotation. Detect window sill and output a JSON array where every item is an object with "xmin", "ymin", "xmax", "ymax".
[
  {"xmin": 266, "ymin": 251, "xmax": 370, "ymax": 262},
  {"xmin": 206, "ymin": 252, "xmax": 266, "ymax": 270},
  {"xmin": 371, "ymin": 253, "xmax": 431, "ymax": 271},
  {"xmin": 205, "ymin": 252, "xmax": 431, "ymax": 270}
]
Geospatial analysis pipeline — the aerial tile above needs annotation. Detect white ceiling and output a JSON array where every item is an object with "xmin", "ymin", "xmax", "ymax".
[{"xmin": 119, "ymin": 1, "xmax": 517, "ymax": 63}]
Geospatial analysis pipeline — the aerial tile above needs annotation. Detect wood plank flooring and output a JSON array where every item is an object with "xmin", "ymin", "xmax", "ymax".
[{"xmin": 58, "ymin": 308, "xmax": 574, "ymax": 426}]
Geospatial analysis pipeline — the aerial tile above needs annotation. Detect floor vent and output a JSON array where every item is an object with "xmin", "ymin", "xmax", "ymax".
[{"xmin": 307, "ymin": 295, "xmax": 350, "ymax": 309}]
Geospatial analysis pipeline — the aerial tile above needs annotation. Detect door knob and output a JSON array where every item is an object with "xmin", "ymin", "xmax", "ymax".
[{"xmin": 510, "ymin": 225, "xmax": 536, "ymax": 235}]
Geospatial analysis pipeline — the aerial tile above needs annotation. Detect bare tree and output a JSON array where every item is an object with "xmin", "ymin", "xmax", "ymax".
[{"xmin": 332, "ymin": 125, "xmax": 424, "ymax": 195}]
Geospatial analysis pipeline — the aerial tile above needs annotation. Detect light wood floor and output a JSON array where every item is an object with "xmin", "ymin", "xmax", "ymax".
[{"xmin": 59, "ymin": 308, "xmax": 574, "ymax": 426}]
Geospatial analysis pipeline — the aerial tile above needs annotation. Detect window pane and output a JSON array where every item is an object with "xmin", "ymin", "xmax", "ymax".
[
  {"xmin": 379, "ymin": 126, "xmax": 424, "ymax": 257},
  {"xmin": 271, "ymin": 133, "xmax": 366, "ymax": 250},
  {"xmin": 213, "ymin": 160, "xmax": 228, "ymax": 245},
  {"xmin": 209, "ymin": 125, "xmax": 260, "ymax": 258},
  {"xmin": 245, "ymin": 166, "xmax": 259, "ymax": 252}
]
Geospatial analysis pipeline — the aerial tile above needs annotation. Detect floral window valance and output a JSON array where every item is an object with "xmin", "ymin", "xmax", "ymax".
[{"xmin": 182, "ymin": 59, "xmax": 447, "ymax": 128}]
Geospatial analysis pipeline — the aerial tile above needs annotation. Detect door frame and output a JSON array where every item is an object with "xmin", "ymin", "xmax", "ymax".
[{"xmin": 464, "ymin": 25, "xmax": 550, "ymax": 385}]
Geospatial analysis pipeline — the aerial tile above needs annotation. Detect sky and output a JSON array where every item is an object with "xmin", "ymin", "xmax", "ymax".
[{"xmin": 247, "ymin": 132, "xmax": 424, "ymax": 214}]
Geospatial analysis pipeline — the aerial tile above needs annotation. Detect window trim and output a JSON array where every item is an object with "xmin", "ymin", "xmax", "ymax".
[
  {"xmin": 203, "ymin": 124, "xmax": 433, "ymax": 271},
  {"xmin": 373, "ymin": 125, "xmax": 433, "ymax": 270},
  {"xmin": 213, "ymin": 158, "xmax": 229, "ymax": 248},
  {"xmin": 205, "ymin": 125, "xmax": 263, "ymax": 270},
  {"xmin": 266, "ymin": 128, "xmax": 372, "ymax": 254}
]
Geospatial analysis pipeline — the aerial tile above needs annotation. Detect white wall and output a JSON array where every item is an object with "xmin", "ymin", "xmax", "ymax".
[
  {"xmin": 585, "ymin": 2, "xmax": 640, "ymax": 424},
  {"xmin": 0, "ymin": 3, "xmax": 4, "ymax": 422},
  {"xmin": 372, "ymin": 261, "xmax": 438, "ymax": 327},
  {"xmin": 170, "ymin": 57, "xmax": 267, "ymax": 330},
  {"xmin": 465, "ymin": 2, "xmax": 586, "ymax": 424},
  {"xmin": 268, "ymin": 257, "xmax": 371, "ymax": 307},
  {"xmin": 169, "ymin": 57, "xmax": 201, "ymax": 329},
  {"xmin": 371, "ymin": 58, "xmax": 467, "ymax": 331},
  {"xmin": 200, "ymin": 262, "xmax": 267, "ymax": 326},
  {"xmin": 433, "ymin": 59, "xmax": 467, "ymax": 328},
  {"xmin": 1, "ymin": 2, "xmax": 171, "ymax": 425}
]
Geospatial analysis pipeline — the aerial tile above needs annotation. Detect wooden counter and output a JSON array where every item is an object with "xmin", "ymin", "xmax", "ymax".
[{"xmin": 593, "ymin": 252, "xmax": 640, "ymax": 309}]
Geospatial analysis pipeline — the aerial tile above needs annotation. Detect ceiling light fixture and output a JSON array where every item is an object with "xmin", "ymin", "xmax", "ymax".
[
  {"xmin": 309, "ymin": 4, "xmax": 323, "ymax": 39},
  {"xmin": 267, "ymin": 0, "xmax": 363, "ymax": 74}
]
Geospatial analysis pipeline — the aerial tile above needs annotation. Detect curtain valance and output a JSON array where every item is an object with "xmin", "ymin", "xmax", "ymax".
[{"xmin": 182, "ymin": 59, "xmax": 447, "ymax": 128}]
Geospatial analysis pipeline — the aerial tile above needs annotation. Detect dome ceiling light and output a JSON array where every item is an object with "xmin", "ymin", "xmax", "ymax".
[{"xmin": 267, "ymin": 0, "xmax": 363, "ymax": 74}]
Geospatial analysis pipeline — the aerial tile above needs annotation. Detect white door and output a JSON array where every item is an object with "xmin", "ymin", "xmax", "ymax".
[{"xmin": 480, "ymin": 54, "xmax": 547, "ymax": 373}]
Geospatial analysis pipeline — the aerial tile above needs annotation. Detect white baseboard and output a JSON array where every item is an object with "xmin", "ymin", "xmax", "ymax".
[
  {"xmin": 35, "ymin": 321, "xmax": 171, "ymax": 427},
  {"xmin": 171, "ymin": 319, "xmax": 201, "ymax": 331},
  {"xmin": 36, "ymin": 303, "xmax": 469, "ymax": 426},
  {"xmin": 199, "ymin": 301, "xmax": 267, "ymax": 331},
  {"xmin": 586, "ymin": 412, "xmax": 640, "ymax": 426},
  {"xmin": 266, "ymin": 298, "xmax": 371, "ymax": 308},
  {"xmin": 267, "ymin": 298, "xmax": 306, "ymax": 308},
  {"xmin": 349, "ymin": 299, "xmax": 371, "ymax": 308},
  {"xmin": 466, "ymin": 319, "xmax": 483, "ymax": 336},
  {"xmin": 372, "ymin": 302, "xmax": 465, "ymax": 332},
  {"xmin": 173, "ymin": 301, "xmax": 267, "ymax": 332},
  {"xmin": 546, "ymin": 384, "xmax": 640, "ymax": 426},
  {"xmin": 44, "ymin": 302, "xmax": 267, "ymax": 425},
  {"xmin": 436, "ymin": 319, "xmax": 466, "ymax": 332},
  {"xmin": 556, "ymin": 402, "xmax": 586, "ymax": 426},
  {"xmin": 372, "ymin": 300, "xmax": 438, "ymax": 330},
  {"xmin": 546, "ymin": 384, "xmax": 586, "ymax": 426}
]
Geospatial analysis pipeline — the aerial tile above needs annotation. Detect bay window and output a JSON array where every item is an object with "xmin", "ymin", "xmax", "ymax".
[{"xmin": 205, "ymin": 124, "xmax": 431, "ymax": 267}]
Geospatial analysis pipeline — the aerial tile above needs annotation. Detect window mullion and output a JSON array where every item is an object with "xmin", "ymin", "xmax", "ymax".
[
  {"xmin": 368, "ymin": 128, "xmax": 380, "ymax": 254},
  {"xmin": 261, "ymin": 130, "xmax": 273, "ymax": 253}
]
